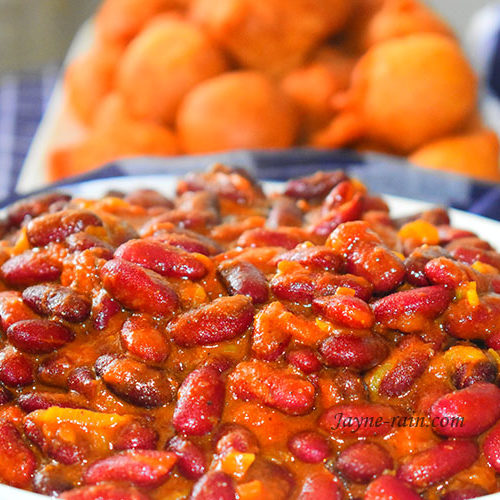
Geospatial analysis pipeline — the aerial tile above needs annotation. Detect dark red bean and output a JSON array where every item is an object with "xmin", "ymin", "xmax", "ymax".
[
  {"xmin": 337, "ymin": 442, "xmax": 393, "ymax": 483},
  {"xmin": 237, "ymin": 227, "xmax": 306, "ymax": 250},
  {"xmin": 151, "ymin": 231, "xmax": 219, "ymax": 256},
  {"xmin": 404, "ymin": 245, "xmax": 449, "ymax": 286},
  {"xmin": 288, "ymin": 431, "xmax": 329, "ymax": 463},
  {"xmin": 218, "ymin": 260, "xmax": 269, "ymax": 304},
  {"xmin": 442, "ymin": 486, "xmax": 489, "ymax": 500},
  {"xmin": 244, "ymin": 459, "xmax": 295, "ymax": 500},
  {"xmin": 0, "ymin": 347, "xmax": 33, "ymax": 387},
  {"xmin": 424, "ymin": 257, "xmax": 488, "ymax": 290},
  {"xmin": 191, "ymin": 471, "xmax": 236, "ymax": 500},
  {"xmin": 284, "ymin": 171, "xmax": 347, "ymax": 200},
  {"xmin": 267, "ymin": 197, "xmax": 303, "ymax": 228},
  {"xmin": 286, "ymin": 348, "xmax": 322, "ymax": 374},
  {"xmin": 452, "ymin": 360, "xmax": 498, "ymax": 389},
  {"xmin": 313, "ymin": 294, "xmax": 374, "ymax": 329},
  {"xmin": 450, "ymin": 245, "xmax": 500, "ymax": 269},
  {"xmin": 66, "ymin": 232, "xmax": 114, "ymax": 259},
  {"xmin": 7, "ymin": 319, "xmax": 73, "ymax": 354},
  {"xmin": 169, "ymin": 295, "xmax": 254, "ymax": 347},
  {"xmin": 7, "ymin": 192, "xmax": 71, "ymax": 227},
  {"xmin": 272, "ymin": 245, "xmax": 342, "ymax": 271},
  {"xmin": 396, "ymin": 440, "xmax": 478, "ymax": 488},
  {"xmin": 1, "ymin": 250, "xmax": 61, "ymax": 285},
  {"xmin": 173, "ymin": 367, "xmax": 225, "ymax": 436},
  {"xmin": 38, "ymin": 353, "xmax": 73, "ymax": 388},
  {"xmin": 60, "ymin": 484, "xmax": 150, "ymax": 500},
  {"xmin": 67, "ymin": 368, "xmax": 97, "ymax": 399},
  {"xmin": 22, "ymin": 284, "xmax": 91, "ymax": 322},
  {"xmin": 214, "ymin": 424, "xmax": 260, "ymax": 455},
  {"xmin": 315, "ymin": 273, "xmax": 373, "ymax": 301},
  {"xmin": 18, "ymin": 392, "xmax": 84, "ymax": 413},
  {"xmin": 483, "ymin": 421, "xmax": 500, "ymax": 473},
  {"xmin": 166, "ymin": 436, "xmax": 206, "ymax": 480},
  {"xmin": 297, "ymin": 473, "xmax": 343, "ymax": 500},
  {"xmin": 365, "ymin": 475, "xmax": 420, "ymax": 500},
  {"xmin": 124, "ymin": 189, "xmax": 173, "ymax": 209},
  {"xmin": 115, "ymin": 239, "xmax": 208, "ymax": 280},
  {"xmin": 271, "ymin": 271, "xmax": 315, "ymax": 303},
  {"xmin": 0, "ymin": 384, "xmax": 12, "ymax": 405},
  {"xmin": 92, "ymin": 291, "xmax": 121, "ymax": 331}
]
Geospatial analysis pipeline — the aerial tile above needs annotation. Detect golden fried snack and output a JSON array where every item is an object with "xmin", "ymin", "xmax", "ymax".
[
  {"xmin": 409, "ymin": 129, "xmax": 500, "ymax": 182},
  {"xmin": 314, "ymin": 34, "xmax": 478, "ymax": 153},
  {"xmin": 95, "ymin": 0, "xmax": 184, "ymax": 46},
  {"xmin": 64, "ymin": 44, "xmax": 122, "ymax": 126},
  {"xmin": 281, "ymin": 48, "xmax": 356, "ymax": 136},
  {"xmin": 189, "ymin": 0, "xmax": 351, "ymax": 75},
  {"xmin": 177, "ymin": 71, "xmax": 299, "ymax": 153},
  {"xmin": 49, "ymin": 95, "xmax": 178, "ymax": 181},
  {"xmin": 117, "ymin": 17, "xmax": 227, "ymax": 124}
]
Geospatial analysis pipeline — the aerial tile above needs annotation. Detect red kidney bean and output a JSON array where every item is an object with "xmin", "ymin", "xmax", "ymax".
[
  {"xmin": 237, "ymin": 227, "xmax": 306, "ymax": 250},
  {"xmin": 230, "ymin": 360, "xmax": 315, "ymax": 415},
  {"xmin": 438, "ymin": 226, "xmax": 478, "ymax": 244},
  {"xmin": 319, "ymin": 333, "xmax": 388, "ymax": 370},
  {"xmin": 297, "ymin": 473, "xmax": 343, "ymax": 500},
  {"xmin": 337, "ymin": 442, "xmax": 393, "ymax": 483},
  {"xmin": 404, "ymin": 245, "xmax": 449, "ymax": 286},
  {"xmin": 101, "ymin": 258, "xmax": 179, "ymax": 316},
  {"xmin": 312, "ymin": 193, "xmax": 364, "ymax": 237},
  {"xmin": 173, "ymin": 367, "xmax": 224, "ymax": 436},
  {"xmin": 267, "ymin": 197, "xmax": 303, "ymax": 228},
  {"xmin": 313, "ymin": 294, "xmax": 374, "ymax": 329},
  {"xmin": 22, "ymin": 284, "xmax": 91, "ymax": 323},
  {"xmin": 450, "ymin": 245, "xmax": 500, "ymax": 270},
  {"xmin": 396, "ymin": 440, "xmax": 478, "ymax": 488},
  {"xmin": 252, "ymin": 302, "xmax": 291, "ymax": 360},
  {"xmin": 315, "ymin": 272, "xmax": 373, "ymax": 301},
  {"xmin": 67, "ymin": 367, "xmax": 97, "ymax": 399},
  {"xmin": 124, "ymin": 189, "xmax": 173, "ymax": 209},
  {"xmin": 120, "ymin": 315, "xmax": 170, "ymax": 363},
  {"xmin": 176, "ymin": 189, "xmax": 220, "ymax": 215},
  {"xmin": 114, "ymin": 421, "xmax": 158, "ymax": 451},
  {"xmin": 169, "ymin": 295, "xmax": 254, "ymax": 347},
  {"xmin": 319, "ymin": 403, "xmax": 398, "ymax": 437},
  {"xmin": 214, "ymin": 424, "xmax": 260, "ymax": 455},
  {"xmin": 271, "ymin": 270, "xmax": 315, "ymax": 303},
  {"xmin": 115, "ymin": 239, "xmax": 208, "ymax": 280},
  {"xmin": 272, "ymin": 245, "xmax": 342, "ymax": 272},
  {"xmin": 166, "ymin": 436, "xmax": 206, "ymax": 480},
  {"xmin": 0, "ymin": 347, "xmax": 33, "ymax": 387},
  {"xmin": 7, "ymin": 319, "xmax": 74, "ymax": 354},
  {"xmin": 0, "ymin": 291, "xmax": 38, "ymax": 330},
  {"xmin": 92, "ymin": 291, "xmax": 121, "ymax": 330},
  {"xmin": 27, "ymin": 209, "xmax": 103, "ymax": 247},
  {"xmin": 7, "ymin": 192, "xmax": 71, "ymax": 227},
  {"xmin": 327, "ymin": 221, "xmax": 405, "ymax": 293},
  {"xmin": 444, "ymin": 296, "xmax": 500, "ymax": 341},
  {"xmin": 442, "ymin": 486, "xmax": 489, "ymax": 500},
  {"xmin": 84, "ymin": 450, "xmax": 176, "ymax": 488},
  {"xmin": 425, "ymin": 257, "xmax": 488, "ymax": 291},
  {"xmin": 430, "ymin": 382, "xmax": 500, "ymax": 437},
  {"xmin": 322, "ymin": 180, "xmax": 360, "ymax": 213},
  {"xmin": 95, "ymin": 355, "xmax": 177, "ymax": 407},
  {"xmin": 18, "ymin": 392, "xmax": 84, "ymax": 413},
  {"xmin": 191, "ymin": 471, "xmax": 236, "ymax": 500},
  {"xmin": 365, "ymin": 475, "xmax": 421, "ymax": 500},
  {"xmin": 38, "ymin": 353, "xmax": 73, "ymax": 388},
  {"xmin": 1, "ymin": 249, "xmax": 61, "ymax": 285},
  {"xmin": 287, "ymin": 348, "xmax": 322, "ymax": 374},
  {"xmin": 218, "ymin": 260, "xmax": 269, "ymax": 304},
  {"xmin": 151, "ymin": 230, "xmax": 220, "ymax": 256},
  {"xmin": 483, "ymin": 421, "xmax": 500, "ymax": 472},
  {"xmin": 245, "ymin": 459, "xmax": 295, "ymax": 500},
  {"xmin": 373, "ymin": 285, "xmax": 452, "ymax": 332},
  {"xmin": 284, "ymin": 170, "xmax": 347, "ymax": 200},
  {"xmin": 61, "ymin": 484, "xmax": 150, "ymax": 500},
  {"xmin": 0, "ymin": 384, "xmax": 12, "ymax": 404},
  {"xmin": 0, "ymin": 419, "xmax": 37, "ymax": 488},
  {"xmin": 66, "ymin": 232, "xmax": 114, "ymax": 259},
  {"xmin": 394, "ymin": 207, "xmax": 450, "ymax": 228},
  {"xmin": 452, "ymin": 360, "xmax": 498, "ymax": 389},
  {"xmin": 288, "ymin": 431, "xmax": 329, "ymax": 463}
]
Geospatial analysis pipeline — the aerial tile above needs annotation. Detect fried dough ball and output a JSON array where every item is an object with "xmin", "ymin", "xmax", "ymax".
[
  {"xmin": 64, "ymin": 44, "xmax": 122, "ymax": 125},
  {"xmin": 177, "ymin": 71, "xmax": 299, "ymax": 153},
  {"xmin": 314, "ymin": 34, "xmax": 478, "ymax": 153},
  {"xmin": 189, "ymin": 0, "xmax": 351, "ymax": 75},
  {"xmin": 409, "ymin": 129, "xmax": 500, "ymax": 182},
  {"xmin": 95, "ymin": 0, "xmax": 185, "ymax": 46},
  {"xmin": 117, "ymin": 17, "xmax": 227, "ymax": 124},
  {"xmin": 49, "ymin": 94, "xmax": 178, "ymax": 181},
  {"xmin": 281, "ymin": 48, "xmax": 356, "ymax": 136}
]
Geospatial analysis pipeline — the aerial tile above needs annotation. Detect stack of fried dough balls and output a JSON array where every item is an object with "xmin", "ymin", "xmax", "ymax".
[{"xmin": 51, "ymin": 0, "xmax": 500, "ymax": 182}]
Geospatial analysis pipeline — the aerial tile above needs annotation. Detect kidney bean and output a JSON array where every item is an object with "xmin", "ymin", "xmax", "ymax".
[
  {"xmin": 404, "ymin": 245, "xmax": 449, "ymax": 286},
  {"xmin": 483, "ymin": 420, "xmax": 500, "ymax": 472},
  {"xmin": 253, "ymin": 302, "xmax": 292, "ymax": 361},
  {"xmin": 395, "ymin": 207, "xmax": 450, "ymax": 228},
  {"xmin": 271, "ymin": 270, "xmax": 315, "ymax": 303},
  {"xmin": 397, "ymin": 440, "xmax": 478, "ymax": 488},
  {"xmin": 60, "ymin": 484, "xmax": 150, "ymax": 500},
  {"xmin": 444, "ymin": 295, "xmax": 500, "ymax": 340},
  {"xmin": 115, "ymin": 239, "xmax": 208, "ymax": 280},
  {"xmin": 287, "ymin": 348, "xmax": 322, "ymax": 374},
  {"xmin": 288, "ymin": 431, "xmax": 329, "ymax": 463},
  {"xmin": 218, "ymin": 260, "xmax": 268, "ymax": 304},
  {"xmin": 327, "ymin": 221, "xmax": 405, "ymax": 293},
  {"xmin": 450, "ymin": 245, "xmax": 500, "ymax": 270},
  {"xmin": 113, "ymin": 420, "xmax": 158, "ymax": 451},
  {"xmin": 38, "ymin": 353, "xmax": 73, "ymax": 388},
  {"xmin": 66, "ymin": 232, "xmax": 114, "ymax": 258},
  {"xmin": 246, "ymin": 459, "xmax": 295, "ymax": 500},
  {"xmin": 101, "ymin": 258, "xmax": 179, "ymax": 316},
  {"xmin": 22, "ymin": 284, "xmax": 91, "ymax": 323},
  {"xmin": 7, "ymin": 192, "xmax": 71, "ymax": 227},
  {"xmin": 166, "ymin": 436, "xmax": 206, "ymax": 480},
  {"xmin": 214, "ymin": 424, "xmax": 260, "ymax": 455},
  {"xmin": 319, "ymin": 333, "xmax": 388, "ymax": 370},
  {"xmin": 297, "ymin": 473, "xmax": 342, "ymax": 500},
  {"xmin": 151, "ymin": 230, "xmax": 221, "ymax": 256},
  {"xmin": 191, "ymin": 471, "xmax": 236, "ymax": 500},
  {"xmin": 84, "ymin": 450, "xmax": 176, "ymax": 488},
  {"xmin": 438, "ymin": 225, "xmax": 478, "ymax": 244},
  {"xmin": 272, "ymin": 245, "xmax": 342, "ymax": 272},
  {"xmin": 267, "ymin": 197, "xmax": 303, "ymax": 228},
  {"xmin": 284, "ymin": 171, "xmax": 347, "ymax": 200},
  {"xmin": 238, "ymin": 227, "xmax": 307, "ymax": 250},
  {"xmin": 430, "ymin": 382, "xmax": 500, "ymax": 437},
  {"xmin": 0, "ymin": 419, "xmax": 36, "ymax": 488},
  {"xmin": 26, "ymin": 209, "xmax": 103, "ymax": 247},
  {"xmin": 0, "ymin": 347, "xmax": 33, "ymax": 387},
  {"xmin": 337, "ymin": 442, "xmax": 393, "ymax": 483},
  {"xmin": 0, "ymin": 384, "xmax": 12, "ymax": 405},
  {"xmin": 169, "ymin": 295, "xmax": 254, "ymax": 347},
  {"xmin": 120, "ymin": 315, "xmax": 170, "ymax": 363},
  {"xmin": 18, "ymin": 392, "xmax": 84, "ymax": 413},
  {"xmin": 425, "ymin": 257, "xmax": 488, "ymax": 291},
  {"xmin": 365, "ymin": 475, "xmax": 421, "ymax": 500},
  {"xmin": 322, "ymin": 180, "xmax": 360, "ymax": 213},
  {"xmin": 373, "ymin": 285, "xmax": 452, "ymax": 333},
  {"xmin": 0, "ymin": 291, "xmax": 38, "ymax": 330},
  {"xmin": 173, "ymin": 367, "xmax": 224, "ymax": 436},
  {"xmin": 92, "ymin": 291, "xmax": 121, "ymax": 330},
  {"xmin": 319, "ymin": 369, "xmax": 367, "ymax": 407},
  {"xmin": 230, "ymin": 361, "xmax": 315, "ymax": 415},
  {"xmin": 7, "ymin": 319, "xmax": 73, "ymax": 354},
  {"xmin": 124, "ymin": 189, "xmax": 173, "ymax": 209},
  {"xmin": 313, "ymin": 294, "xmax": 374, "ymax": 329},
  {"xmin": 176, "ymin": 189, "xmax": 220, "ymax": 214},
  {"xmin": 452, "ymin": 360, "xmax": 498, "ymax": 389},
  {"xmin": 1, "ymin": 249, "xmax": 61, "ymax": 285},
  {"xmin": 442, "ymin": 486, "xmax": 489, "ymax": 500},
  {"xmin": 319, "ymin": 403, "xmax": 398, "ymax": 437},
  {"xmin": 95, "ymin": 355, "xmax": 177, "ymax": 407},
  {"xmin": 315, "ymin": 272, "xmax": 373, "ymax": 301}
]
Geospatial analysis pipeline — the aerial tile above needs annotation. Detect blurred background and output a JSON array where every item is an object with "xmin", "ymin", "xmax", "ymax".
[{"xmin": 0, "ymin": 0, "xmax": 492, "ymax": 75}]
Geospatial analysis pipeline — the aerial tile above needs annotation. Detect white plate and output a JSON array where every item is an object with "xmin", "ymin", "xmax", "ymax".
[{"xmin": 1, "ymin": 175, "xmax": 500, "ymax": 499}]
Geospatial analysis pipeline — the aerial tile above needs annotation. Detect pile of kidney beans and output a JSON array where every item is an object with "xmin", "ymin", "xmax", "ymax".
[{"xmin": 0, "ymin": 164, "xmax": 500, "ymax": 499}]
